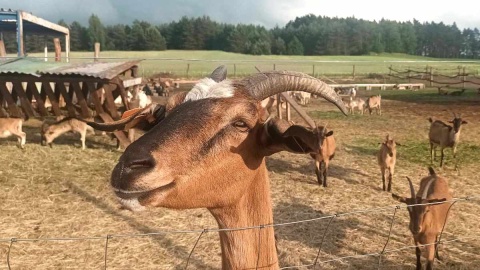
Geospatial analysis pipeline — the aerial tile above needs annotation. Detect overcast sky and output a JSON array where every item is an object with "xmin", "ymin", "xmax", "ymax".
[{"xmin": 1, "ymin": 0, "xmax": 479, "ymax": 30}]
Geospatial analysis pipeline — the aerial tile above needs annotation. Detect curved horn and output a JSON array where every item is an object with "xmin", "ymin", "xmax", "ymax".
[
  {"xmin": 241, "ymin": 71, "xmax": 348, "ymax": 115},
  {"xmin": 422, "ymin": 178, "xmax": 436, "ymax": 199},
  {"xmin": 406, "ymin": 177, "xmax": 416, "ymax": 199},
  {"xmin": 209, "ymin": 65, "xmax": 228, "ymax": 82}
]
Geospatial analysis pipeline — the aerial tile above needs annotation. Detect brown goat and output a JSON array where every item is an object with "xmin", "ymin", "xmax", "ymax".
[
  {"xmin": 428, "ymin": 113, "xmax": 467, "ymax": 168},
  {"xmin": 392, "ymin": 167, "xmax": 453, "ymax": 270},
  {"xmin": 83, "ymin": 66, "xmax": 348, "ymax": 269},
  {"xmin": 366, "ymin": 94, "xmax": 381, "ymax": 115},
  {"xmin": 0, "ymin": 117, "xmax": 27, "ymax": 148},
  {"xmin": 279, "ymin": 122, "xmax": 336, "ymax": 187},
  {"xmin": 377, "ymin": 134, "xmax": 399, "ymax": 192},
  {"xmin": 41, "ymin": 117, "xmax": 95, "ymax": 150}
]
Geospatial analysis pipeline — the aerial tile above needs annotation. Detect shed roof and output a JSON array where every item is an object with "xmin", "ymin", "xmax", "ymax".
[
  {"xmin": 0, "ymin": 58, "xmax": 140, "ymax": 80},
  {"xmin": 0, "ymin": 9, "xmax": 69, "ymax": 36}
]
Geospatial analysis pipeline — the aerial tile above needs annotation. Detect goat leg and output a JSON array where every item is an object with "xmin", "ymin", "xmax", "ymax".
[
  {"xmin": 382, "ymin": 169, "xmax": 386, "ymax": 191},
  {"xmin": 315, "ymin": 160, "xmax": 322, "ymax": 186},
  {"xmin": 415, "ymin": 246, "xmax": 422, "ymax": 270},
  {"xmin": 322, "ymin": 161, "xmax": 327, "ymax": 188},
  {"xmin": 387, "ymin": 169, "xmax": 392, "ymax": 192}
]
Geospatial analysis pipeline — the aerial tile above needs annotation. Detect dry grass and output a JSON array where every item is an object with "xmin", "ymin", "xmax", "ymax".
[{"xmin": 0, "ymin": 88, "xmax": 479, "ymax": 269}]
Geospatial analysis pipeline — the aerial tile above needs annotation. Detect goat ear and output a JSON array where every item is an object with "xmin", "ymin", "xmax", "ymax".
[
  {"xmin": 462, "ymin": 120, "xmax": 468, "ymax": 125},
  {"xmin": 395, "ymin": 142, "xmax": 403, "ymax": 146},
  {"xmin": 448, "ymin": 120, "xmax": 454, "ymax": 123},
  {"xmin": 165, "ymin": 92, "xmax": 188, "ymax": 113},
  {"xmin": 392, "ymin": 193, "xmax": 407, "ymax": 204},
  {"xmin": 260, "ymin": 119, "xmax": 315, "ymax": 156},
  {"xmin": 325, "ymin": 130, "xmax": 333, "ymax": 137}
]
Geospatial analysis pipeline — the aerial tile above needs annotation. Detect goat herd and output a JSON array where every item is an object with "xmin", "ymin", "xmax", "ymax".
[{"xmin": 0, "ymin": 66, "xmax": 470, "ymax": 269}]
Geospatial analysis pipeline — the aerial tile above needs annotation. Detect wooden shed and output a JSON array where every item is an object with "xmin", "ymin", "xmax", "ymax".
[{"xmin": 0, "ymin": 57, "xmax": 143, "ymax": 147}]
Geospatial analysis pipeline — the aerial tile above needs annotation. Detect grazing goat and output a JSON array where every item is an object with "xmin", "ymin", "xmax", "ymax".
[
  {"xmin": 293, "ymin": 91, "xmax": 311, "ymax": 105},
  {"xmin": 437, "ymin": 87, "xmax": 449, "ymax": 95},
  {"xmin": 428, "ymin": 114, "xmax": 467, "ymax": 168},
  {"xmin": 343, "ymin": 96, "xmax": 366, "ymax": 115},
  {"xmin": 392, "ymin": 167, "xmax": 453, "ymax": 270},
  {"xmin": 366, "ymin": 94, "xmax": 381, "ymax": 115},
  {"xmin": 41, "ymin": 117, "xmax": 95, "ymax": 150},
  {"xmin": 84, "ymin": 66, "xmax": 348, "ymax": 269},
  {"xmin": 377, "ymin": 134, "xmax": 399, "ymax": 192},
  {"xmin": 0, "ymin": 117, "xmax": 27, "ymax": 148}
]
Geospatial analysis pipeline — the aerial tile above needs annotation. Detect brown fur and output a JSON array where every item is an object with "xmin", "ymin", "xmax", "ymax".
[
  {"xmin": 366, "ymin": 94, "xmax": 382, "ymax": 115},
  {"xmin": 41, "ymin": 117, "xmax": 95, "ymax": 150},
  {"xmin": 428, "ymin": 116, "xmax": 467, "ymax": 168},
  {"xmin": 310, "ymin": 126, "xmax": 335, "ymax": 187},
  {"xmin": 392, "ymin": 168, "xmax": 453, "ymax": 270},
  {"xmin": 0, "ymin": 118, "xmax": 26, "ymax": 148},
  {"xmin": 377, "ymin": 134, "xmax": 397, "ymax": 192}
]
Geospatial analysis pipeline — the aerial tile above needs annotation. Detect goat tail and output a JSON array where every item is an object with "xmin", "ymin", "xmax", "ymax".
[
  {"xmin": 428, "ymin": 117, "xmax": 433, "ymax": 123},
  {"xmin": 428, "ymin": 166, "xmax": 436, "ymax": 176}
]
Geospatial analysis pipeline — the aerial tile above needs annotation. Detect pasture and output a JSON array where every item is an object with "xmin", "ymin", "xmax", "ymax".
[
  {"xmin": 26, "ymin": 50, "xmax": 480, "ymax": 78},
  {"xmin": 0, "ymin": 87, "xmax": 479, "ymax": 269}
]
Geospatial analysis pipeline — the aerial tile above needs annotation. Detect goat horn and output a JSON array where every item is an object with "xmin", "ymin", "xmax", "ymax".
[
  {"xmin": 406, "ymin": 177, "xmax": 416, "ymax": 199},
  {"xmin": 241, "ymin": 71, "xmax": 348, "ymax": 115},
  {"xmin": 422, "ymin": 178, "xmax": 436, "ymax": 199},
  {"xmin": 209, "ymin": 65, "xmax": 228, "ymax": 82}
]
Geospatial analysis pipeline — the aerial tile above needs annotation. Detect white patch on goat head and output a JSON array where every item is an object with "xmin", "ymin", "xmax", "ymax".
[
  {"xmin": 117, "ymin": 197, "xmax": 146, "ymax": 212},
  {"xmin": 184, "ymin": 78, "xmax": 234, "ymax": 102}
]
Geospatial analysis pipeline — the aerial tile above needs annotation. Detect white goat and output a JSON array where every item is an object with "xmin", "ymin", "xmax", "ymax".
[{"xmin": 0, "ymin": 117, "xmax": 27, "ymax": 148}]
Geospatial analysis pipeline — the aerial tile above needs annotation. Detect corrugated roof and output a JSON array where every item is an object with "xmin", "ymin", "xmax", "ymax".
[{"xmin": 0, "ymin": 58, "xmax": 140, "ymax": 80}]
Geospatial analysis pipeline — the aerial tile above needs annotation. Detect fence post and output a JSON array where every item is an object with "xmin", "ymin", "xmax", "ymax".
[
  {"xmin": 186, "ymin": 63, "xmax": 190, "ymax": 78},
  {"xmin": 94, "ymin": 42, "xmax": 100, "ymax": 62},
  {"xmin": 273, "ymin": 63, "xmax": 276, "ymax": 71},
  {"xmin": 462, "ymin": 66, "xmax": 466, "ymax": 89},
  {"xmin": 54, "ymin": 38, "xmax": 61, "ymax": 62},
  {"xmin": 0, "ymin": 40, "xmax": 6, "ymax": 58},
  {"xmin": 312, "ymin": 64, "xmax": 315, "ymax": 77},
  {"xmin": 234, "ymin": 64, "xmax": 237, "ymax": 78},
  {"xmin": 352, "ymin": 64, "xmax": 356, "ymax": 80},
  {"xmin": 429, "ymin": 67, "xmax": 433, "ymax": 87}
]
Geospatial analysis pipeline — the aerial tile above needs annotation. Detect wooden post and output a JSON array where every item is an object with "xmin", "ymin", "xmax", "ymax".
[
  {"xmin": 312, "ymin": 64, "xmax": 315, "ymax": 77},
  {"xmin": 429, "ymin": 67, "xmax": 433, "ymax": 87},
  {"xmin": 286, "ymin": 101, "xmax": 291, "ymax": 121},
  {"xmin": 276, "ymin": 94, "xmax": 282, "ymax": 119},
  {"xmin": 54, "ymin": 38, "xmax": 61, "ymax": 62},
  {"xmin": 42, "ymin": 82, "xmax": 62, "ymax": 116},
  {"xmin": 273, "ymin": 64, "xmax": 276, "ymax": 71},
  {"xmin": 27, "ymin": 82, "xmax": 48, "ymax": 116},
  {"xmin": 0, "ymin": 82, "xmax": 22, "ymax": 117},
  {"xmin": 65, "ymin": 33, "xmax": 70, "ymax": 63},
  {"xmin": 0, "ymin": 40, "xmax": 6, "ymax": 58},
  {"xmin": 186, "ymin": 63, "xmax": 190, "ymax": 78},
  {"xmin": 70, "ymin": 82, "xmax": 91, "ymax": 118},
  {"xmin": 233, "ymin": 64, "xmax": 237, "ymax": 78},
  {"xmin": 56, "ymin": 82, "xmax": 77, "ymax": 117},
  {"xmin": 44, "ymin": 42, "xmax": 48, "ymax": 62},
  {"xmin": 16, "ymin": 11, "xmax": 24, "ymax": 57},
  {"xmin": 94, "ymin": 42, "xmax": 100, "ymax": 62},
  {"xmin": 352, "ymin": 65, "xmax": 356, "ymax": 80},
  {"xmin": 462, "ymin": 66, "xmax": 466, "ymax": 89},
  {"xmin": 12, "ymin": 81, "xmax": 36, "ymax": 117},
  {"xmin": 280, "ymin": 93, "xmax": 316, "ymax": 128}
]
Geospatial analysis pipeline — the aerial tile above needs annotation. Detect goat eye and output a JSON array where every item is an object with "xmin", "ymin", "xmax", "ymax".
[{"xmin": 232, "ymin": 120, "xmax": 249, "ymax": 132}]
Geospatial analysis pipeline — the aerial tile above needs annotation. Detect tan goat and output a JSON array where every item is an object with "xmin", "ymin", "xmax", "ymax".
[
  {"xmin": 0, "ymin": 117, "xmax": 27, "ymax": 148},
  {"xmin": 366, "ymin": 94, "xmax": 381, "ymax": 115},
  {"xmin": 428, "ymin": 113, "xmax": 467, "ymax": 168},
  {"xmin": 83, "ymin": 66, "xmax": 348, "ymax": 269},
  {"xmin": 392, "ymin": 167, "xmax": 453, "ymax": 270},
  {"xmin": 280, "ymin": 122, "xmax": 336, "ymax": 187},
  {"xmin": 41, "ymin": 117, "xmax": 95, "ymax": 150},
  {"xmin": 377, "ymin": 134, "xmax": 400, "ymax": 192},
  {"xmin": 343, "ymin": 96, "xmax": 366, "ymax": 115}
]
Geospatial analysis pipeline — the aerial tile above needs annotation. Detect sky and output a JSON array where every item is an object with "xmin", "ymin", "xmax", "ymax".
[{"xmin": 1, "ymin": 0, "xmax": 479, "ymax": 30}]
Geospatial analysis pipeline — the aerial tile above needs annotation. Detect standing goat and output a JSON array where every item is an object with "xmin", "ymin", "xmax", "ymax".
[
  {"xmin": 392, "ymin": 167, "xmax": 453, "ymax": 270},
  {"xmin": 84, "ymin": 66, "xmax": 348, "ymax": 269},
  {"xmin": 343, "ymin": 96, "xmax": 366, "ymax": 115},
  {"xmin": 41, "ymin": 117, "xmax": 95, "ymax": 150},
  {"xmin": 281, "ymin": 122, "xmax": 336, "ymax": 187},
  {"xmin": 366, "ymin": 94, "xmax": 381, "ymax": 115},
  {"xmin": 377, "ymin": 134, "xmax": 399, "ymax": 192},
  {"xmin": 428, "ymin": 113, "xmax": 467, "ymax": 168},
  {"xmin": 0, "ymin": 117, "xmax": 27, "ymax": 148}
]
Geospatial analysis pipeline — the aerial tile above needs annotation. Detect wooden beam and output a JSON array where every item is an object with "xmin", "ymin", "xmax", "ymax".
[
  {"xmin": 12, "ymin": 81, "xmax": 36, "ymax": 117},
  {"xmin": 42, "ymin": 82, "xmax": 62, "ymax": 116},
  {"xmin": 114, "ymin": 78, "xmax": 130, "ymax": 111},
  {"xmin": 0, "ymin": 40, "xmax": 6, "ymax": 58},
  {"xmin": 102, "ymin": 84, "xmax": 120, "ymax": 119},
  {"xmin": 276, "ymin": 94, "xmax": 282, "ymax": 119},
  {"xmin": 27, "ymin": 82, "xmax": 49, "ymax": 116},
  {"xmin": 54, "ymin": 38, "xmax": 61, "ymax": 62},
  {"xmin": 70, "ymin": 82, "xmax": 91, "ymax": 118},
  {"xmin": 0, "ymin": 82, "xmax": 22, "ymax": 117},
  {"xmin": 88, "ymin": 83, "xmax": 105, "ymax": 116},
  {"xmin": 98, "ymin": 112, "xmax": 130, "ymax": 148},
  {"xmin": 56, "ymin": 82, "xmax": 76, "ymax": 117},
  {"xmin": 123, "ymin": 77, "xmax": 143, "ymax": 88},
  {"xmin": 280, "ymin": 92, "xmax": 316, "ymax": 128},
  {"xmin": 20, "ymin": 11, "xmax": 69, "ymax": 35}
]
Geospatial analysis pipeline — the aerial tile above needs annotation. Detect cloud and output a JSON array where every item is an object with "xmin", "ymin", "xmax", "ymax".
[{"xmin": 0, "ymin": 0, "xmax": 478, "ymax": 30}]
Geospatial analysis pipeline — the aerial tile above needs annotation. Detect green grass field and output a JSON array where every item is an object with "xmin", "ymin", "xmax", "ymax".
[{"xmin": 24, "ymin": 50, "xmax": 480, "ymax": 79}]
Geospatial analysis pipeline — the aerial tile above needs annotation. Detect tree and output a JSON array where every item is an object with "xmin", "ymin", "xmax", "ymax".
[
  {"xmin": 70, "ymin": 21, "xmax": 89, "ymax": 51},
  {"xmin": 145, "ymin": 26, "xmax": 167, "ymax": 50},
  {"xmin": 87, "ymin": 14, "xmax": 106, "ymax": 50},
  {"xmin": 287, "ymin": 36, "xmax": 304, "ymax": 55},
  {"xmin": 271, "ymin": 37, "xmax": 286, "ymax": 55}
]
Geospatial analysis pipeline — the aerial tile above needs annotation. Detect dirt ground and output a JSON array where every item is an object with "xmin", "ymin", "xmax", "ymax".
[{"xmin": 0, "ymin": 87, "xmax": 479, "ymax": 269}]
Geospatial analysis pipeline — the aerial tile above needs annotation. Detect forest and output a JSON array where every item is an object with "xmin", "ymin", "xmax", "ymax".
[{"xmin": 3, "ymin": 13, "xmax": 480, "ymax": 59}]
